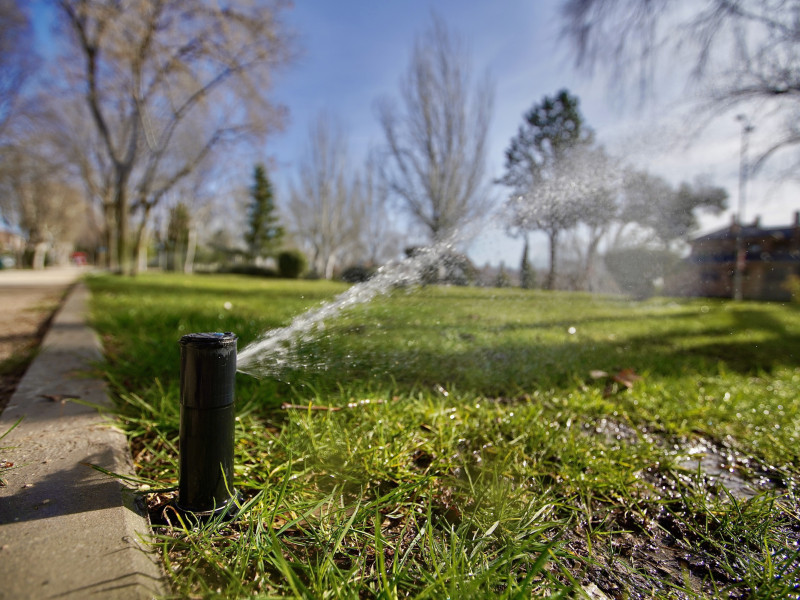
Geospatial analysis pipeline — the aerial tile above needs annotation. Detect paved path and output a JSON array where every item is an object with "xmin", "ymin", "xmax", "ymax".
[
  {"xmin": 0, "ymin": 268, "xmax": 86, "ymax": 409},
  {"xmin": 0, "ymin": 271, "xmax": 165, "ymax": 599}
]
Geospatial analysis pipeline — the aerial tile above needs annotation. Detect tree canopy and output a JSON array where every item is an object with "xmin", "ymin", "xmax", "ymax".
[
  {"xmin": 498, "ymin": 89, "xmax": 594, "ymax": 193},
  {"xmin": 53, "ymin": 0, "xmax": 294, "ymax": 274},
  {"xmin": 559, "ymin": 0, "xmax": 800, "ymax": 171},
  {"xmin": 500, "ymin": 89, "xmax": 610, "ymax": 289},
  {"xmin": 0, "ymin": 0, "xmax": 35, "ymax": 139},
  {"xmin": 620, "ymin": 171, "xmax": 728, "ymax": 249}
]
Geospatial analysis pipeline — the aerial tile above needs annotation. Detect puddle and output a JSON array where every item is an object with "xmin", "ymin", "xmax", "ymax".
[
  {"xmin": 582, "ymin": 417, "xmax": 643, "ymax": 446},
  {"xmin": 582, "ymin": 417, "xmax": 784, "ymax": 500},
  {"xmin": 674, "ymin": 437, "xmax": 775, "ymax": 500}
]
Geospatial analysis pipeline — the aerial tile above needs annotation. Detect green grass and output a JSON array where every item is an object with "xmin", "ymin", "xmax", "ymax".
[{"xmin": 86, "ymin": 272, "xmax": 800, "ymax": 598}]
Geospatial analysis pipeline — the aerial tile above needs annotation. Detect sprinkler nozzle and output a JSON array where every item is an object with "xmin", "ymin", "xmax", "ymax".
[{"xmin": 177, "ymin": 332, "xmax": 239, "ymax": 522}]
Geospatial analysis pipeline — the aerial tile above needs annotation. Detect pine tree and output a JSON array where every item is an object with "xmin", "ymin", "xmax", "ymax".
[
  {"xmin": 166, "ymin": 202, "xmax": 191, "ymax": 271},
  {"xmin": 499, "ymin": 89, "xmax": 594, "ymax": 290},
  {"xmin": 246, "ymin": 164, "xmax": 284, "ymax": 260},
  {"xmin": 520, "ymin": 236, "xmax": 536, "ymax": 289}
]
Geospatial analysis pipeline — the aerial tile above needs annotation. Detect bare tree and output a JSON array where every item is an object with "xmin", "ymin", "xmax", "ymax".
[
  {"xmin": 560, "ymin": 0, "xmax": 800, "ymax": 169},
  {"xmin": 573, "ymin": 148, "xmax": 622, "ymax": 289},
  {"xmin": 53, "ymin": 0, "xmax": 294, "ymax": 274},
  {"xmin": 377, "ymin": 15, "xmax": 494, "ymax": 242},
  {"xmin": 2, "ymin": 145, "xmax": 89, "ymax": 268},
  {"xmin": 287, "ymin": 114, "xmax": 360, "ymax": 279},
  {"xmin": 32, "ymin": 95, "xmax": 116, "ymax": 266},
  {"xmin": 352, "ymin": 152, "xmax": 402, "ymax": 266}
]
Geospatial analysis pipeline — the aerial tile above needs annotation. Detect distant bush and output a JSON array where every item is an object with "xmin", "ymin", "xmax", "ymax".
[
  {"xmin": 278, "ymin": 249, "xmax": 308, "ymax": 279},
  {"xmin": 494, "ymin": 267, "xmax": 512, "ymax": 288},
  {"xmin": 405, "ymin": 247, "xmax": 477, "ymax": 286},
  {"xmin": 785, "ymin": 274, "xmax": 800, "ymax": 302},
  {"xmin": 605, "ymin": 247, "xmax": 678, "ymax": 299},
  {"xmin": 340, "ymin": 264, "xmax": 376, "ymax": 283},
  {"xmin": 218, "ymin": 264, "xmax": 278, "ymax": 278}
]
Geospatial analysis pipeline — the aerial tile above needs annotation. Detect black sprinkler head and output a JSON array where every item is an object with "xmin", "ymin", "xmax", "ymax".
[{"xmin": 176, "ymin": 332, "xmax": 240, "ymax": 523}]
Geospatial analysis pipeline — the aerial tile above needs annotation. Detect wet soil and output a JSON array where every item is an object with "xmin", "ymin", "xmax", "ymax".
[
  {"xmin": 572, "ymin": 417, "xmax": 800, "ymax": 598},
  {"xmin": 141, "ymin": 399, "xmax": 799, "ymax": 597}
]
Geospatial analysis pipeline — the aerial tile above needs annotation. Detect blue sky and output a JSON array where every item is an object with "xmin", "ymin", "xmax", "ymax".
[
  {"xmin": 31, "ymin": 1, "xmax": 800, "ymax": 268},
  {"xmin": 264, "ymin": 0, "xmax": 800, "ymax": 268},
  {"xmin": 267, "ymin": 0, "xmax": 616, "ymax": 267}
]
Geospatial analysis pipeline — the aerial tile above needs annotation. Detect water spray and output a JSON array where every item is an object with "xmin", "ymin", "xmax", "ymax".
[
  {"xmin": 177, "ymin": 332, "xmax": 240, "ymax": 522},
  {"xmin": 236, "ymin": 238, "xmax": 461, "ymax": 378}
]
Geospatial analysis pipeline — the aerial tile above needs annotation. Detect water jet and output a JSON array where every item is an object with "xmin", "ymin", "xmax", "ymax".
[{"xmin": 176, "ymin": 332, "xmax": 240, "ymax": 522}]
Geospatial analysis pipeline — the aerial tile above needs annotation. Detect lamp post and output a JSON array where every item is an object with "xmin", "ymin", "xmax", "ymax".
[{"xmin": 733, "ymin": 115, "xmax": 754, "ymax": 301}]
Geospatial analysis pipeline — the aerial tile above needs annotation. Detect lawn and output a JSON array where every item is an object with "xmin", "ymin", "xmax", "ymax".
[{"xmin": 86, "ymin": 272, "xmax": 800, "ymax": 598}]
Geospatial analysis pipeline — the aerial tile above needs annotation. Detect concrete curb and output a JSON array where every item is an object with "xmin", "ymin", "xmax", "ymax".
[{"xmin": 0, "ymin": 282, "xmax": 166, "ymax": 599}]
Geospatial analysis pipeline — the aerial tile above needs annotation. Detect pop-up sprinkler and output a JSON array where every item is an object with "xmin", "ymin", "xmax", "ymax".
[{"xmin": 176, "ymin": 332, "xmax": 240, "ymax": 522}]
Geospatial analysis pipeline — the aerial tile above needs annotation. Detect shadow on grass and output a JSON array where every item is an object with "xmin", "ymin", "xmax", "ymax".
[
  {"xmin": 87, "ymin": 273, "xmax": 800, "ymax": 402},
  {"xmin": 88, "ymin": 274, "xmax": 343, "ymax": 303},
  {"xmin": 281, "ymin": 306, "xmax": 800, "ymax": 396}
]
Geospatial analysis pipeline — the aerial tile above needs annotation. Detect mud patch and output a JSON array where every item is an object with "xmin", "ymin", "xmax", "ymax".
[
  {"xmin": 582, "ymin": 417, "xmax": 785, "ymax": 501},
  {"xmin": 672, "ymin": 436, "xmax": 780, "ymax": 500},
  {"xmin": 571, "ymin": 419, "xmax": 800, "ymax": 597},
  {"xmin": 563, "ymin": 485, "xmax": 800, "ymax": 599}
]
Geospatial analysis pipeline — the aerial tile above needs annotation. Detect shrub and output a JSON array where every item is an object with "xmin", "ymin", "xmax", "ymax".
[
  {"xmin": 340, "ymin": 264, "xmax": 376, "ymax": 283},
  {"xmin": 784, "ymin": 274, "xmax": 800, "ymax": 302},
  {"xmin": 605, "ymin": 247, "xmax": 679, "ymax": 299},
  {"xmin": 278, "ymin": 249, "xmax": 308, "ymax": 279},
  {"xmin": 405, "ymin": 247, "xmax": 477, "ymax": 286},
  {"xmin": 218, "ymin": 264, "xmax": 278, "ymax": 278}
]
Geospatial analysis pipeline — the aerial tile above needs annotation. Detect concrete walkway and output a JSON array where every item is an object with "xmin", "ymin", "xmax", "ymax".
[{"xmin": 0, "ymin": 276, "xmax": 165, "ymax": 599}]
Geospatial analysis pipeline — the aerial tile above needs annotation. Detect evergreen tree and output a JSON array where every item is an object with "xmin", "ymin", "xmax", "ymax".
[
  {"xmin": 499, "ymin": 89, "xmax": 593, "ymax": 192},
  {"xmin": 499, "ymin": 89, "xmax": 596, "ymax": 290},
  {"xmin": 494, "ymin": 264, "xmax": 512, "ymax": 288},
  {"xmin": 246, "ymin": 164, "xmax": 284, "ymax": 260},
  {"xmin": 520, "ymin": 236, "xmax": 536, "ymax": 289},
  {"xmin": 166, "ymin": 202, "xmax": 191, "ymax": 271}
]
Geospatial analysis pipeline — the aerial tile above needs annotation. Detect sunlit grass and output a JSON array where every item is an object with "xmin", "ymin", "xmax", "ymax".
[{"xmin": 87, "ymin": 272, "xmax": 800, "ymax": 598}]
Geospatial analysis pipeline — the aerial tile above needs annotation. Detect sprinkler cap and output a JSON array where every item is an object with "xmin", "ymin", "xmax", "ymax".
[
  {"xmin": 179, "ymin": 332, "xmax": 238, "ymax": 409},
  {"xmin": 180, "ymin": 331, "xmax": 238, "ymax": 348}
]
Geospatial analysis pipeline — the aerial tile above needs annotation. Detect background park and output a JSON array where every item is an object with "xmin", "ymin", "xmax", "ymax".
[{"xmin": 1, "ymin": 0, "xmax": 800, "ymax": 597}]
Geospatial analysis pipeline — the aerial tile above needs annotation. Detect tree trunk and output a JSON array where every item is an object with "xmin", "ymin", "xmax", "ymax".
[
  {"xmin": 102, "ymin": 201, "xmax": 117, "ymax": 270},
  {"xmin": 184, "ymin": 228, "xmax": 197, "ymax": 274},
  {"xmin": 131, "ymin": 206, "xmax": 154, "ymax": 276},
  {"xmin": 325, "ymin": 252, "xmax": 337, "ymax": 280},
  {"xmin": 136, "ymin": 235, "xmax": 148, "ymax": 274},
  {"xmin": 583, "ymin": 234, "xmax": 602, "ymax": 292},
  {"xmin": 116, "ymin": 187, "xmax": 129, "ymax": 275},
  {"xmin": 546, "ymin": 231, "xmax": 558, "ymax": 290},
  {"xmin": 32, "ymin": 242, "xmax": 48, "ymax": 270}
]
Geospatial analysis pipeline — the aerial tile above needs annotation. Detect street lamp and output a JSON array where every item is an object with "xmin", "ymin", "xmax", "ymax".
[{"xmin": 733, "ymin": 114, "xmax": 754, "ymax": 301}]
